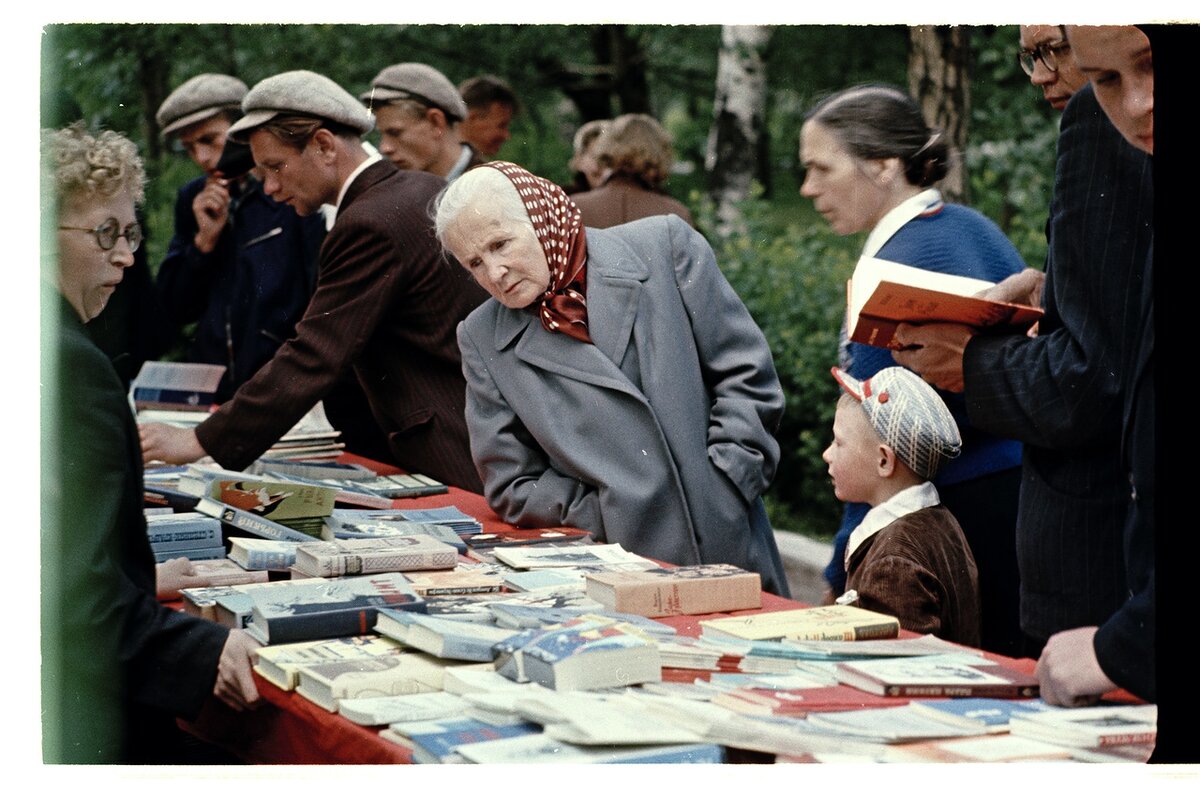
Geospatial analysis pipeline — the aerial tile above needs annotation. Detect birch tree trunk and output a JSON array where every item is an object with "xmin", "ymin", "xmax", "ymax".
[
  {"xmin": 907, "ymin": 25, "xmax": 970, "ymax": 204},
  {"xmin": 706, "ymin": 25, "xmax": 772, "ymax": 237}
]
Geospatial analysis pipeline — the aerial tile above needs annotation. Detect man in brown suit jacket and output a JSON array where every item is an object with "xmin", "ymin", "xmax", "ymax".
[{"xmin": 141, "ymin": 70, "xmax": 487, "ymax": 491}]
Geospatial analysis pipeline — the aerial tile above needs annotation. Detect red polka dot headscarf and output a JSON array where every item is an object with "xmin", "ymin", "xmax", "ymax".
[{"xmin": 482, "ymin": 161, "xmax": 592, "ymax": 344}]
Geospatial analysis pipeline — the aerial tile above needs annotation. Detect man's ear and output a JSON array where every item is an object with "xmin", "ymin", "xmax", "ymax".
[
  {"xmin": 876, "ymin": 443, "xmax": 898, "ymax": 478},
  {"xmin": 310, "ymin": 128, "xmax": 339, "ymax": 161},
  {"xmin": 426, "ymin": 108, "xmax": 449, "ymax": 133}
]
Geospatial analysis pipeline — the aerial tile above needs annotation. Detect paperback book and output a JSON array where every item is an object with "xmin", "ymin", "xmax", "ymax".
[
  {"xmin": 374, "ymin": 608, "xmax": 521, "ymax": 662},
  {"xmin": 227, "ymin": 537, "xmax": 302, "ymax": 571},
  {"xmin": 295, "ymin": 652, "xmax": 448, "ymax": 712},
  {"xmin": 700, "ymin": 604, "xmax": 901, "ymax": 643},
  {"xmin": 252, "ymin": 635, "xmax": 404, "ymax": 691},
  {"xmin": 835, "ymin": 653, "xmax": 1040, "ymax": 698},
  {"xmin": 585, "ymin": 564, "xmax": 761, "ymax": 617}
]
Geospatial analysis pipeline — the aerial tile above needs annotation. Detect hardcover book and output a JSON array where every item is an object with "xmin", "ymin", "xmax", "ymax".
[
  {"xmin": 130, "ymin": 360, "xmax": 224, "ymax": 411},
  {"xmin": 847, "ymin": 255, "xmax": 1042, "ymax": 350},
  {"xmin": 835, "ymin": 653, "xmax": 1040, "ymax": 698},
  {"xmin": 252, "ymin": 634, "xmax": 404, "ymax": 691},
  {"xmin": 323, "ymin": 513, "xmax": 466, "ymax": 553},
  {"xmin": 209, "ymin": 477, "xmax": 337, "ymax": 521},
  {"xmin": 400, "ymin": 567, "xmax": 505, "ymax": 596},
  {"xmin": 292, "ymin": 536, "xmax": 459, "ymax": 578},
  {"xmin": 585, "ymin": 564, "xmax": 761, "ymax": 617},
  {"xmin": 494, "ymin": 543, "xmax": 657, "ymax": 570},
  {"xmin": 144, "ymin": 512, "xmax": 222, "ymax": 551},
  {"xmin": 245, "ymin": 573, "xmax": 427, "ymax": 645},
  {"xmin": 464, "ymin": 527, "xmax": 593, "ymax": 549},
  {"xmin": 700, "ymin": 604, "xmax": 901, "ymax": 643},
  {"xmin": 374, "ymin": 609, "xmax": 520, "ymax": 662}
]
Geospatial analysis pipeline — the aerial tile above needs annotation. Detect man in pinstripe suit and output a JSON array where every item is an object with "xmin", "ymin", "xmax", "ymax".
[
  {"xmin": 141, "ymin": 70, "xmax": 487, "ymax": 491},
  {"xmin": 893, "ymin": 76, "xmax": 1153, "ymax": 657}
]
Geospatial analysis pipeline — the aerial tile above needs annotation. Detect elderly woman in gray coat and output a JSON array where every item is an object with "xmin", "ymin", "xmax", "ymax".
[{"xmin": 436, "ymin": 161, "xmax": 789, "ymax": 596}]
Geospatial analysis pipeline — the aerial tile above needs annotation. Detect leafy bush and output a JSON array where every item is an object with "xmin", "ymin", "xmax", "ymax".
[{"xmin": 698, "ymin": 192, "xmax": 858, "ymax": 537}]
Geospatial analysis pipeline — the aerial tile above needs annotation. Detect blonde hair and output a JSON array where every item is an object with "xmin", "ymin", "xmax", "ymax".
[
  {"xmin": 42, "ymin": 122, "xmax": 145, "ymax": 213},
  {"xmin": 594, "ymin": 113, "xmax": 674, "ymax": 189}
]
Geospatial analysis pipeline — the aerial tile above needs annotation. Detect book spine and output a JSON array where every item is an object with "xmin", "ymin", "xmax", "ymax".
[
  {"xmin": 885, "ymin": 684, "xmax": 1039, "ymax": 698},
  {"xmin": 239, "ymin": 548, "xmax": 297, "ymax": 570},
  {"xmin": 307, "ymin": 550, "xmax": 458, "ymax": 577},
  {"xmin": 268, "ymin": 608, "xmax": 380, "ymax": 645},
  {"xmin": 154, "ymin": 546, "xmax": 226, "ymax": 563},
  {"xmin": 145, "ymin": 525, "xmax": 221, "ymax": 549},
  {"xmin": 1096, "ymin": 732, "xmax": 1156, "ymax": 747},
  {"xmin": 133, "ymin": 387, "xmax": 214, "ymax": 408},
  {"xmin": 849, "ymin": 622, "xmax": 901, "ymax": 641},
  {"xmin": 413, "ymin": 584, "xmax": 502, "ymax": 596}
]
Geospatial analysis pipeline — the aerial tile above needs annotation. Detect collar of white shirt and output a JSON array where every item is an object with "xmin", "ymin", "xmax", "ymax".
[
  {"xmin": 322, "ymin": 142, "xmax": 382, "ymax": 231},
  {"xmin": 844, "ymin": 481, "xmax": 942, "ymax": 566}
]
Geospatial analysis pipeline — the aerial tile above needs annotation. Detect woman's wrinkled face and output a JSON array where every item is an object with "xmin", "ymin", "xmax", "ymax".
[
  {"xmin": 445, "ymin": 198, "xmax": 551, "ymax": 309},
  {"xmin": 799, "ymin": 120, "xmax": 893, "ymax": 236},
  {"xmin": 56, "ymin": 188, "xmax": 137, "ymax": 322}
]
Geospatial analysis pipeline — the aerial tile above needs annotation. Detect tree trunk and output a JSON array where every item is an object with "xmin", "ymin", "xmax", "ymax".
[
  {"xmin": 907, "ymin": 25, "xmax": 970, "ymax": 204},
  {"xmin": 706, "ymin": 25, "xmax": 772, "ymax": 237}
]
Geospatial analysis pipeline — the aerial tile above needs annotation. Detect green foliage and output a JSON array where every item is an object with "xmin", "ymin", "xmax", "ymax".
[{"xmin": 698, "ymin": 190, "xmax": 859, "ymax": 536}]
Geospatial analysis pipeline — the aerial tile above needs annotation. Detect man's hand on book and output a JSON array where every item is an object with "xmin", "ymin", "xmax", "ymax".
[
  {"xmin": 215, "ymin": 629, "xmax": 263, "ymax": 712},
  {"xmin": 891, "ymin": 323, "xmax": 975, "ymax": 393},
  {"xmin": 139, "ymin": 422, "xmax": 206, "ymax": 465},
  {"xmin": 978, "ymin": 268, "xmax": 1046, "ymax": 309},
  {"xmin": 1036, "ymin": 626, "xmax": 1117, "ymax": 707}
]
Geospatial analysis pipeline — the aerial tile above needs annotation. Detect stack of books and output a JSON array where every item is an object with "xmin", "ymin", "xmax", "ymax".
[{"xmin": 144, "ymin": 511, "xmax": 224, "ymax": 563}]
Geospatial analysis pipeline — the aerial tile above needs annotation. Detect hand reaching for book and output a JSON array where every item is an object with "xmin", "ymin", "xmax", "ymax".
[
  {"xmin": 891, "ymin": 323, "xmax": 975, "ymax": 393},
  {"xmin": 1035, "ymin": 626, "xmax": 1118, "ymax": 707},
  {"xmin": 139, "ymin": 422, "xmax": 206, "ymax": 465},
  {"xmin": 155, "ymin": 557, "xmax": 211, "ymax": 600},
  {"xmin": 215, "ymin": 629, "xmax": 263, "ymax": 712}
]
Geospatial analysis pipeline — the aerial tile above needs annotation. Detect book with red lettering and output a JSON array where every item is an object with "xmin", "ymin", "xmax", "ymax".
[{"xmin": 244, "ymin": 572, "xmax": 427, "ymax": 645}]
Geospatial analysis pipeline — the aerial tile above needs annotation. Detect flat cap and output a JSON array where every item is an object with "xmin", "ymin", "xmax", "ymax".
[
  {"xmin": 361, "ymin": 63, "xmax": 468, "ymax": 122},
  {"xmin": 832, "ymin": 366, "xmax": 961, "ymax": 481},
  {"xmin": 156, "ymin": 73, "xmax": 247, "ymax": 137},
  {"xmin": 226, "ymin": 70, "xmax": 374, "ymax": 142}
]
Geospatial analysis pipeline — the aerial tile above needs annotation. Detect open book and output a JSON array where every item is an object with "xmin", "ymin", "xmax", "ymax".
[{"xmin": 847, "ymin": 256, "xmax": 1042, "ymax": 350}]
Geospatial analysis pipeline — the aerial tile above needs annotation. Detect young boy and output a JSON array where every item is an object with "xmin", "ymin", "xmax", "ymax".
[{"xmin": 823, "ymin": 366, "xmax": 982, "ymax": 647}]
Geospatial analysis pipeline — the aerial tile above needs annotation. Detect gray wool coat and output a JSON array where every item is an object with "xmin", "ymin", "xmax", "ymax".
[{"xmin": 457, "ymin": 214, "xmax": 789, "ymax": 595}]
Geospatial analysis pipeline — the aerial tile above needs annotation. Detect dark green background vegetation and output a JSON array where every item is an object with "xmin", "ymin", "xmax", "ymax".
[{"xmin": 42, "ymin": 23, "xmax": 1060, "ymax": 538}]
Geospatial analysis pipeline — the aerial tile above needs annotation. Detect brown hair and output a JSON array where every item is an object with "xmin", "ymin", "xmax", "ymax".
[{"xmin": 594, "ymin": 113, "xmax": 674, "ymax": 190}]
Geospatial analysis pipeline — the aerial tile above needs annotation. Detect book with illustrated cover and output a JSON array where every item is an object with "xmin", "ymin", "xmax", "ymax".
[
  {"xmin": 292, "ymin": 535, "xmax": 458, "ymax": 578},
  {"xmin": 847, "ymin": 255, "xmax": 1042, "ymax": 350},
  {"xmin": 196, "ymin": 496, "xmax": 318, "ymax": 543},
  {"xmin": 514, "ymin": 619, "xmax": 662, "ymax": 691},
  {"xmin": 295, "ymin": 652, "xmax": 449, "ymax": 712},
  {"xmin": 700, "ymin": 604, "xmax": 901, "ymax": 643},
  {"xmin": 835, "ymin": 653, "xmax": 1039, "ymax": 698},
  {"xmin": 388, "ymin": 506, "xmax": 483, "ymax": 536},
  {"xmin": 390, "ymin": 717, "xmax": 541, "ymax": 764},
  {"xmin": 252, "ymin": 635, "xmax": 403, "ymax": 691},
  {"xmin": 245, "ymin": 573, "xmax": 427, "ymax": 645},
  {"xmin": 180, "ymin": 576, "xmax": 319, "ymax": 623},
  {"xmin": 585, "ymin": 564, "xmax": 761, "ymax": 617},
  {"xmin": 907, "ymin": 697, "xmax": 1059, "ymax": 734},
  {"xmin": 210, "ymin": 477, "xmax": 337, "ymax": 522}
]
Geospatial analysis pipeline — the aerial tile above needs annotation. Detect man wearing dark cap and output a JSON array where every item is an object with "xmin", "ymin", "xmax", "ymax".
[
  {"xmin": 141, "ymin": 70, "xmax": 487, "ymax": 491},
  {"xmin": 155, "ymin": 73, "xmax": 326, "ymax": 401},
  {"xmin": 362, "ymin": 63, "xmax": 485, "ymax": 181},
  {"xmin": 458, "ymin": 74, "xmax": 519, "ymax": 158}
]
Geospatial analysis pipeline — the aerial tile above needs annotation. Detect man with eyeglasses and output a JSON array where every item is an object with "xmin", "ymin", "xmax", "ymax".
[
  {"xmin": 155, "ymin": 73, "xmax": 325, "ymax": 402},
  {"xmin": 894, "ymin": 25, "xmax": 1154, "ymax": 664},
  {"xmin": 361, "ymin": 63, "xmax": 486, "ymax": 181},
  {"xmin": 1018, "ymin": 25, "xmax": 1087, "ymax": 111}
]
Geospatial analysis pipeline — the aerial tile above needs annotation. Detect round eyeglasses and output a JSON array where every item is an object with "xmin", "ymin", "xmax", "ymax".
[
  {"xmin": 1017, "ymin": 40, "xmax": 1072, "ymax": 77},
  {"xmin": 58, "ymin": 217, "xmax": 143, "ymax": 253}
]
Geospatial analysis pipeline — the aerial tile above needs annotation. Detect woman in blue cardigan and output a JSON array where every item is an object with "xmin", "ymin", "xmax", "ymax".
[{"xmin": 800, "ymin": 84, "xmax": 1026, "ymax": 656}]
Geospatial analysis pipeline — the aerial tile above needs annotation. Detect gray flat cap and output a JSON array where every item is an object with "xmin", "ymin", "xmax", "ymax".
[
  {"xmin": 157, "ymin": 73, "xmax": 247, "ymax": 137},
  {"xmin": 360, "ymin": 63, "xmax": 468, "ymax": 122},
  {"xmin": 226, "ymin": 70, "xmax": 375, "ymax": 142}
]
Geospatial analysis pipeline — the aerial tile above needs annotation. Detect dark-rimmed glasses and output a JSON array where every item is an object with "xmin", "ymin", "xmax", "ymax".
[
  {"xmin": 58, "ymin": 217, "xmax": 143, "ymax": 252},
  {"xmin": 1018, "ymin": 40, "xmax": 1072, "ymax": 77}
]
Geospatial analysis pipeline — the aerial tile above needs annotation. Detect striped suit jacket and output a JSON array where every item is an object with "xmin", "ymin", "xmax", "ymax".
[{"xmin": 961, "ymin": 84, "xmax": 1154, "ymax": 642}]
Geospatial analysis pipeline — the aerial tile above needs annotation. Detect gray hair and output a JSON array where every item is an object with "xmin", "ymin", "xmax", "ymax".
[{"xmin": 433, "ymin": 166, "xmax": 532, "ymax": 250}]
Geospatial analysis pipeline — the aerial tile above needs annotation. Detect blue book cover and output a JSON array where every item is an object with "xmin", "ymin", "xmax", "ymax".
[
  {"xmin": 153, "ymin": 545, "xmax": 226, "ymax": 563},
  {"xmin": 910, "ymin": 697, "xmax": 1058, "ymax": 731},
  {"xmin": 146, "ymin": 520, "xmax": 222, "ymax": 551},
  {"xmin": 606, "ymin": 743, "xmax": 727, "ymax": 764}
]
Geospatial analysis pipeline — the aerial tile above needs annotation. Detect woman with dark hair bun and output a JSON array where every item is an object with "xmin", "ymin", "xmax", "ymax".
[{"xmin": 801, "ymin": 84, "xmax": 1027, "ymax": 657}]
